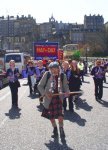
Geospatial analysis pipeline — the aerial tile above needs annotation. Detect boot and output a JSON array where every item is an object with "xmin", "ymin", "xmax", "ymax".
[
  {"xmin": 51, "ymin": 127, "xmax": 58, "ymax": 138},
  {"xmin": 59, "ymin": 127, "xmax": 65, "ymax": 138}
]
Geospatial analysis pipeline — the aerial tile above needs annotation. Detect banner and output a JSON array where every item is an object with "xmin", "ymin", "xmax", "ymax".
[{"xmin": 34, "ymin": 42, "xmax": 58, "ymax": 60}]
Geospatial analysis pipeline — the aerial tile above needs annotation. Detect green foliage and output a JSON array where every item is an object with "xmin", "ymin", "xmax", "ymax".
[{"xmin": 72, "ymin": 50, "xmax": 81, "ymax": 60}]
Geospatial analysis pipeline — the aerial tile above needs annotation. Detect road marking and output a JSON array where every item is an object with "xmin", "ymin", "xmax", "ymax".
[
  {"xmin": 0, "ymin": 92, "xmax": 10, "ymax": 102},
  {"xmin": 0, "ymin": 80, "xmax": 28, "ymax": 129},
  {"xmin": 0, "ymin": 117, "xmax": 8, "ymax": 128},
  {"xmin": 0, "ymin": 80, "xmax": 26, "ymax": 102}
]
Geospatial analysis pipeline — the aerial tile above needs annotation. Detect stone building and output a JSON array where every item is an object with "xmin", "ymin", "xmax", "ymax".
[
  {"xmin": 0, "ymin": 15, "xmax": 36, "ymax": 54},
  {"xmin": 84, "ymin": 14, "xmax": 104, "ymax": 31}
]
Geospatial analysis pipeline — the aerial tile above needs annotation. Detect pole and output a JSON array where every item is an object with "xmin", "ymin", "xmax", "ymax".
[
  {"xmin": 85, "ymin": 47, "xmax": 88, "ymax": 74},
  {"xmin": 85, "ymin": 47, "xmax": 90, "ymax": 74},
  {"xmin": 39, "ymin": 91, "xmax": 84, "ymax": 101}
]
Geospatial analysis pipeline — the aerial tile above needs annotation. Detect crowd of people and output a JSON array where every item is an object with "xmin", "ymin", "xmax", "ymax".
[{"xmin": 6, "ymin": 58, "xmax": 108, "ymax": 139}]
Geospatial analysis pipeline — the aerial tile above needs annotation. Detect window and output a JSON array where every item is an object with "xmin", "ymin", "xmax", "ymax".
[
  {"xmin": 5, "ymin": 55, "xmax": 21, "ymax": 63},
  {"xmin": 21, "ymin": 37, "xmax": 25, "ymax": 42},
  {"xmin": 15, "ymin": 37, "xmax": 19, "ymax": 43}
]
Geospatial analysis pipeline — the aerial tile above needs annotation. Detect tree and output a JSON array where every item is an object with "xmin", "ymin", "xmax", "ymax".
[{"xmin": 72, "ymin": 50, "xmax": 81, "ymax": 60}]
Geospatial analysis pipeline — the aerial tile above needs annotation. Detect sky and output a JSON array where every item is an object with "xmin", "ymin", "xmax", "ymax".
[{"xmin": 0, "ymin": 0, "xmax": 108, "ymax": 24}]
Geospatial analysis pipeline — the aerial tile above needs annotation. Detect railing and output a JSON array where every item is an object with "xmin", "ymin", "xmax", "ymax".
[{"xmin": 81, "ymin": 57, "xmax": 108, "ymax": 62}]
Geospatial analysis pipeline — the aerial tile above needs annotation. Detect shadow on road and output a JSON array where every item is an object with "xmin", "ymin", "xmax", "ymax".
[
  {"xmin": 45, "ymin": 138, "xmax": 73, "ymax": 150},
  {"xmin": 82, "ymin": 81, "xmax": 90, "ymax": 84},
  {"xmin": 28, "ymin": 94, "xmax": 39, "ymax": 99},
  {"xmin": 64, "ymin": 111, "xmax": 86, "ymax": 126},
  {"xmin": 84, "ymin": 74, "xmax": 90, "ymax": 77},
  {"xmin": 103, "ymin": 86, "xmax": 108, "ymax": 88},
  {"xmin": 104, "ymin": 82, "xmax": 108, "ymax": 84},
  {"xmin": 5, "ymin": 107, "xmax": 21, "ymax": 119},
  {"xmin": 75, "ymin": 98, "xmax": 93, "ymax": 111},
  {"xmin": 22, "ymin": 83, "xmax": 28, "ymax": 86},
  {"xmin": 97, "ymin": 99, "xmax": 108, "ymax": 107}
]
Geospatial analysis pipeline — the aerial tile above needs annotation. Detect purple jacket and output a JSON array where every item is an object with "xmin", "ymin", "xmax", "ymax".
[{"xmin": 91, "ymin": 66, "xmax": 105, "ymax": 79}]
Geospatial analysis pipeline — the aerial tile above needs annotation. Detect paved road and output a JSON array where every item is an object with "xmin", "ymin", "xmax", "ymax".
[{"xmin": 0, "ymin": 75, "xmax": 108, "ymax": 150}]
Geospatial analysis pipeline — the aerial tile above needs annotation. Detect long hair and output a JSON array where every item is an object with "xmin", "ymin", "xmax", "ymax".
[{"xmin": 70, "ymin": 60, "xmax": 80, "ymax": 74}]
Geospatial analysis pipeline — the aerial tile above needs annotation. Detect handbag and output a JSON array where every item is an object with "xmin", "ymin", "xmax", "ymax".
[{"xmin": 15, "ymin": 80, "xmax": 21, "ymax": 88}]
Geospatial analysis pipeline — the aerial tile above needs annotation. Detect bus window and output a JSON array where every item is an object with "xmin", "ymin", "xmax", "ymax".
[{"xmin": 5, "ymin": 55, "xmax": 21, "ymax": 63}]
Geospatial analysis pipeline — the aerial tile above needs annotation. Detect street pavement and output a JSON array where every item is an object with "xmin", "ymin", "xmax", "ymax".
[{"xmin": 0, "ymin": 74, "xmax": 108, "ymax": 150}]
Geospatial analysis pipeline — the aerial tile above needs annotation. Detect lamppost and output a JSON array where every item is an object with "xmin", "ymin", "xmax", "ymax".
[
  {"xmin": 85, "ymin": 47, "xmax": 89, "ymax": 63},
  {"xmin": 0, "ymin": 40, "xmax": 1, "ymax": 50}
]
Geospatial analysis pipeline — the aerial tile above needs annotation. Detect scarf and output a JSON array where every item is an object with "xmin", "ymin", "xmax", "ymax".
[{"xmin": 50, "ymin": 73, "xmax": 62, "ymax": 93}]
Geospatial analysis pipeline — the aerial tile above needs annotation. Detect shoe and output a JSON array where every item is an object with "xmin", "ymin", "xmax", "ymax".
[
  {"xmin": 75, "ymin": 105, "xmax": 79, "ymax": 110},
  {"xmin": 12, "ymin": 105, "xmax": 21, "ymax": 110},
  {"xmin": 59, "ymin": 127, "xmax": 65, "ymax": 138},
  {"xmin": 98, "ymin": 98, "xmax": 102, "ymax": 101},
  {"xmin": 69, "ymin": 108, "xmax": 74, "ymax": 112},
  {"xmin": 39, "ymin": 97, "xmax": 43, "ymax": 103},
  {"xmin": 11, "ymin": 105, "xmax": 15, "ymax": 109},
  {"xmin": 51, "ymin": 127, "xmax": 58, "ymax": 138},
  {"xmin": 14, "ymin": 105, "xmax": 19, "ymax": 109},
  {"xmin": 95, "ymin": 97, "xmax": 98, "ymax": 101}
]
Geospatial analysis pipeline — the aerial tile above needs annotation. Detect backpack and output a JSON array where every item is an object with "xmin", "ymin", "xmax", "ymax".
[{"xmin": 44, "ymin": 71, "xmax": 64, "ymax": 89}]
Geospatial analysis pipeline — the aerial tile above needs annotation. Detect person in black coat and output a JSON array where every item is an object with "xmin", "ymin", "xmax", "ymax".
[
  {"xmin": 68, "ymin": 60, "xmax": 82, "ymax": 111},
  {"xmin": 6, "ymin": 60, "xmax": 20, "ymax": 108}
]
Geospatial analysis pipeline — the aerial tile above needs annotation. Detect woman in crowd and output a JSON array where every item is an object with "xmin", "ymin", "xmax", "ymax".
[
  {"xmin": 37, "ymin": 62, "xmax": 69, "ymax": 138},
  {"xmin": 6, "ymin": 60, "xmax": 20, "ymax": 108},
  {"xmin": 68, "ymin": 60, "xmax": 82, "ymax": 111},
  {"xmin": 62, "ymin": 60, "xmax": 71, "ymax": 111},
  {"xmin": 26, "ymin": 60, "xmax": 36, "ymax": 95},
  {"xmin": 34, "ymin": 60, "xmax": 46, "ymax": 93}
]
